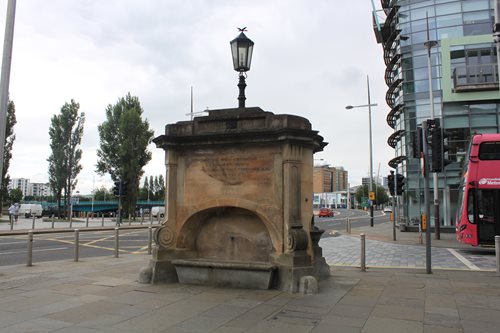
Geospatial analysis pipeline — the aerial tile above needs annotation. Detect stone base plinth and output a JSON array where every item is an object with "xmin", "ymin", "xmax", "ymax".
[{"xmin": 172, "ymin": 259, "xmax": 277, "ymax": 290}]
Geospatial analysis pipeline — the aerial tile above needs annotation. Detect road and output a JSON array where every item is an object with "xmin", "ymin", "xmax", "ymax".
[{"xmin": 314, "ymin": 208, "xmax": 389, "ymax": 232}]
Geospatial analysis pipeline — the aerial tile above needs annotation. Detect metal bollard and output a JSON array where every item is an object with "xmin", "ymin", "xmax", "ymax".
[
  {"xmin": 86, "ymin": 214, "xmax": 89, "ymax": 227},
  {"xmin": 10, "ymin": 214, "xmax": 13, "ymax": 230},
  {"xmin": 27, "ymin": 231, "xmax": 33, "ymax": 266},
  {"xmin": 51, "ymin": 215, "xmax": 55, "ymax": 228},
  {"xmin": 141, "ymin": 212, "xmax": 144, "ymax": 225},
  {"xmin": 32, "ymin": 215, "xmax": 36, "ymax": 229},
  {"xmin": 69, "ymin": 215, "xmax": 73, "ymax": 229},
  {"xmin": 114, "ymin": 227, "xmax": 119, "ymax": 258},
  {"xmin": 74, "ymin": 229, "xmax": 80, "ymax": 262},
  {"xmin": 102, "ymin": 213, "xmax": 105, "ymax": 227},
  {"xmin": 148, "ymin": 227, "xmax": 153, "ymax": 254},
  {"xmin": 347, "ymin": 218, "xmax": 351, "ymax": 234},
  {"xmin": 361, "ymin": 233, "xmax": 366, "ymax": 272},
  {"xmin": 496, "ymin": 235, "xmax": 500, "ymax": 277},
  {"xmin": 128, "ymin": 214, "xmax": 131, "ymax": 226}
]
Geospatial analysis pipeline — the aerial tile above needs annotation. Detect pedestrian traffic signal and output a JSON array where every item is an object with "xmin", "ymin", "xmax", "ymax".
[
  {"xmin": 396, "ymin": 174, "xmax": 405, "ymax": 195},
  {"xmin": 388, "ymin": 172, "xmax": 395, "ymax": 196}
]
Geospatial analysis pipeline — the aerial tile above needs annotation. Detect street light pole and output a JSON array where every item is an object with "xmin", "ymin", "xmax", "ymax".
[{"xmin": 346, "ymin": 75, "xmax": 377, "ymax": 227}]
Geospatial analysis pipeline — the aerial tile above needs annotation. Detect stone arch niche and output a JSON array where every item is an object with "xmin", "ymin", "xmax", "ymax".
[
  {"xmin": 143, "ymin": 107, "xmax": 329, "ymax": 292},
  {"xmin": 178, "ymin": 207, "xmax": 274, "ymax": 262}
]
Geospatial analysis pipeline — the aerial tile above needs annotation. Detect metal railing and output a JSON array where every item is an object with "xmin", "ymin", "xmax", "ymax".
[
  {"xmin": 3, "ymin": 211, "xmax": 162, "ymax": 233},
  {"xmin": 20, "ymin": 226, "xmax": 157, "ymax": 266}
]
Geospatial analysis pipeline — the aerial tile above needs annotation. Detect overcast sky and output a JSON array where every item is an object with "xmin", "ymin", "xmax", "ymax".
[{"xmin": 1, "ymin": 0, "xmax": 394, "ymax": 195}]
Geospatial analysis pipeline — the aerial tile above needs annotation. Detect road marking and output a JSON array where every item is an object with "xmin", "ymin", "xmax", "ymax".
[
  {"xmin": 0, "ymin": 247, "xmax": 68, "ymax": 255},
  {"xmin": 447, "ymin": 248, "xmax": 481, "ymax": 271}
]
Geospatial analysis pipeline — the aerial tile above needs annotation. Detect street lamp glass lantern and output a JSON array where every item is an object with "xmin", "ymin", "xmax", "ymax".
[{"xmin": 230, "ymin": 32, "xmax": 254, "ymax": 72}]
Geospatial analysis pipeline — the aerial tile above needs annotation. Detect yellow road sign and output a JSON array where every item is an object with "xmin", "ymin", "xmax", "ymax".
[{"xmin": 369, "ymin": 191, "xmax": 375, "ymax": 200}]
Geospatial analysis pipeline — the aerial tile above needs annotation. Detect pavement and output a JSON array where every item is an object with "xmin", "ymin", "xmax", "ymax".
[{"xmin": 1, "ymin": 220, "xmax": 500, "ymax": 332}]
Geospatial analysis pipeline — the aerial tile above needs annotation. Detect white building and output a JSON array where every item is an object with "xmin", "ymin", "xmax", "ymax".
[
  {"xmin": 29, "ymin": 183, "xmax": 52, "ymax": 197},
  {"xmin": 8, "ymin": 178, "xmax": 30, "ymax": 197}
]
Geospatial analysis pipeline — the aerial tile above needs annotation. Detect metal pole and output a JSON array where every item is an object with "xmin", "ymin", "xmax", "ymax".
[
  {"xmin": 128, "ymin": 213, "xmax": 131, "ymax": 226},
  {"xmin": 367, "ymin": 75, "xmax": 374, "ymax": 227},
  {"xmin": 423, "ymin": 120, "xmax": 432, "ymax": 274},
  {"xmin": 495, "ymin": 0, "xmax": 500, "ymax": 90},
  {"xmin": 0, "ymin": 0, "xmax": 16, "ymax": 182},
  {"xmin": 148, "ymin": 226, "xmax": 152, "ymax": 255},
  {"xmin": 9, "ymin": 214, "xmax": 13, "ymax": 230},
  {"xmin": 101, "ymin": 213, "xmax": 104, "ymax": 227},
  {"xmin": 74, "ymin": 229, "xmax": 79, "ymax": 262},
  {"xmin": 425, "ymin": 14, "xmax": 441, "ymax": 238},
  {"xmin": 392, "ymin": 170, "xmax": 397, "ymax": 241},
  {"xmin": 114, "ymin": 227, "xmax": 119, "ymax": 258},
  {"xmin": 51, "ymin": 214, "xmax": 55, "ymax": 228},
  {"xmin": 27, "ymin": 231, "xmax": 33, "ymax": 266},
  {"xmin": 237, "ymin": 73, "xmax": 246, "ymax": 108},
  {"xmin": 86, "ymin": 213, "xmax": 89, "ymax": 227},
  {"xmin": 31, "ymin": 214, "xmax": 35, "ymax": 229},
  {"xmin": 346, "ymin": 182, "xmax": 350, "ymax": 233},
  {"xmin": 496, "ymin": 235, "xmax": 500, "ymax": 277},
  {"xmin": 360, "ymin": 233, "xmax": 366, "ymax": 271}
]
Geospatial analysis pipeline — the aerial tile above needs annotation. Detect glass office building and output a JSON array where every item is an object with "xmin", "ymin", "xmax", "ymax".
[{"xmin": 373, "ymin": 0, "xmax": 499, "ymax": 226}]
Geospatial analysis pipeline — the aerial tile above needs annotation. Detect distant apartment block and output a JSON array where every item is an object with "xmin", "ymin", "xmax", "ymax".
[
  {"xmin": 313, "ymin": 166, "xmax": 348, "ymax": 193},
  {"xmin": 8, "ymin": 178, "xmax": 53, "ymax": 198}
]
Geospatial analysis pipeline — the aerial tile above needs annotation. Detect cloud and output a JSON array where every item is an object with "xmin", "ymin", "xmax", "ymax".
[{"xmin": 2, "ymin": 0, "xmax": 394, "ymax": 194}]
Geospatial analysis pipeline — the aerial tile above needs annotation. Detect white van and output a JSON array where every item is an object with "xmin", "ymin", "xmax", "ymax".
[
  {"xmin": 19, "ymin": 204, "xmax": 43, "ymax": 218},
  {"xmin": 151, "ymin": 206, "xmax": 165, "ymax": 218}
]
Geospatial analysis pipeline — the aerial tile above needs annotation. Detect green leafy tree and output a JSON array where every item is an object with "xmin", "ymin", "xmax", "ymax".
[
  {"xmin": 96, "ymin": 93, "xmax": 154, "ymax": 217},
  {"xmin": 47, "ymin": 100, "xmax": 85, "ymax": 217},
  {"xmin": 9, "ymin": 187, "xmax": 23, "ymax": 204},
  {"xmin": 158, "ymin": 174, "xmax": 165, "ymax": 200},
  {"xmin": 139, "ymin": 177, "xmax": 149, "ymax": 200},
  {"xmin": 149, "ymin": 176, "xmax": 155, "ymax": 200},
  {"xmin": 1, "ymin": 101, "xmax": 16, "ymax": 212},
  {"xmin": 93, "ymin": 186, "xmax": 111, "ymax": 201},
  {"xmin": 355, "ymin": 183, "xmax": 390, "ymax": 207}
]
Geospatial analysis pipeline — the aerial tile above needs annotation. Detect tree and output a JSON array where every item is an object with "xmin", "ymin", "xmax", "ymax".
[
  {"xmin": 355, "ymin": 183, "xmax": 390, "ymax": 207},
  {"xmin": 47, "ymin": 100, "xmax": 85, "ymax": 217},
  {"xmin": 93, "ymin": 186, "xmax": 111, "ymax": 201},
  {"xmin": 158, "ymin": 174, "xmax": 165, "ymax": 200},
  {"xmin": 96, "ymin": 93, "xmax": 154, "ymax": 217},
  {"xmin": 1, "ymin": 101, "xmax": 16, "ymax": 212},
  {"xmin": 149, "ymin": 176, "xmax": 155, "ymax": 199},
  {"xmin": 9, "ymin": 187, "xmax": 23, "ymax": 204}
]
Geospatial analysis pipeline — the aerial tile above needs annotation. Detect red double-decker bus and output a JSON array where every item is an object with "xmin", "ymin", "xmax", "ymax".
[{"xmin": 456, "ymin": 134, "xmax": 500, "ymax": 246}]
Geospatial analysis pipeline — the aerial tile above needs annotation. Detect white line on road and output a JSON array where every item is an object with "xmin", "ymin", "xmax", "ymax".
[
  {"xmin": 447, "ymin": 248, "xmax": 481, "ymax": 271},
  {"xmin": 0, "ymin": 247, "xmax": 68, "ymax": 256}
]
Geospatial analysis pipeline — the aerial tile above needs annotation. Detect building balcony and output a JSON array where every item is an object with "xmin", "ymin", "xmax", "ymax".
[{"xmin": 453, "ymin": 63, "xmax": 499, "ymax": 92}]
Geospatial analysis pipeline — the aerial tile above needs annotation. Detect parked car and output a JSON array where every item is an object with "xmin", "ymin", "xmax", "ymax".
[{"xmin": 318, "ymin": 207, "xmax": 334, "ymax": 218}]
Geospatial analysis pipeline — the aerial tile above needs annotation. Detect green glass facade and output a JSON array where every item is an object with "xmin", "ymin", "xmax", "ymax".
[{"xmin": 374, "ymin": 0, "xmax": 499, "ymax": 226}]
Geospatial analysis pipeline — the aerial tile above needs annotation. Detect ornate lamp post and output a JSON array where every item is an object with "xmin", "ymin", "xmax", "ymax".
[{"xmin": 230, "ymin": 28, "xmax": 254, "ymax": 108}]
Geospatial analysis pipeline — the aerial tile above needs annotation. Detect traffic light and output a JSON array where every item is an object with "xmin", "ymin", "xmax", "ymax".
[
  {"xmin": 396, "ymin": 174, "xmax": 405, "ymax": 195},
  {"xmin": 388, "ymin": 172, "xmax": 395, "ymax": 196},
  {"xmin": 411, "ymin": 127, "xmax": 423, "ymax": 158},
  {"xmin": 113, "ymin": 181, "xmax": 120, "ymax": 196},
  {"xmin": 431, "ymin": 126, "xmax": 452, "ymax": 172},
  {"xmin": 121, "ymin": 181, "xmax": 128, "ymax": 196}
]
